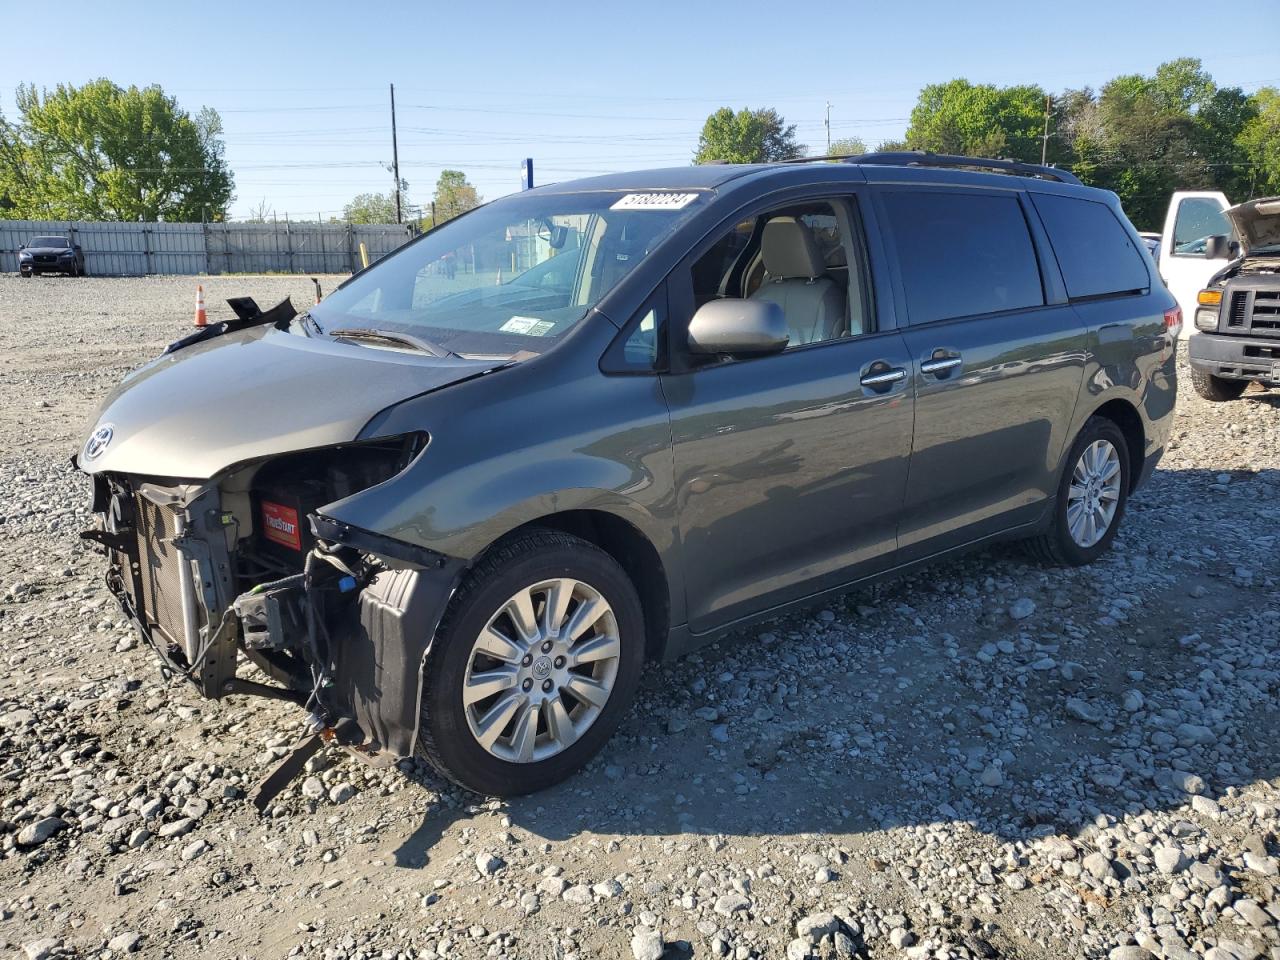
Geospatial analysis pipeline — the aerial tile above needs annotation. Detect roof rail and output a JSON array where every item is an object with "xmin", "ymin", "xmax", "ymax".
[{"xmin": 842, "ymin": 151, "xmax": 1081, "ymax": 186}]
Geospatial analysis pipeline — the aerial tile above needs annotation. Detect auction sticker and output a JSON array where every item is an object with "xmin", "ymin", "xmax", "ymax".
[
  {"xmin": 610, "ymin": 192, "xmax": 700, "ymax": 211},
  {"xmin": 501, "ymin": 315, "xmax": 556, "ymax": 336}
]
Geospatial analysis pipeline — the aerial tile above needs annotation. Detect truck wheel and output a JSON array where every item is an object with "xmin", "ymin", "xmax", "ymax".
[
  {"xmin": 1027, "ymin": 416, "xmax": 1130, "ymax": 567},
  {"xmin": 417, "ymin": 529, "xmax": 645, "ymax": 796},
  {"xmin": 1189, "ymin": 366, "xmax": 1247, "ymax": 402}
]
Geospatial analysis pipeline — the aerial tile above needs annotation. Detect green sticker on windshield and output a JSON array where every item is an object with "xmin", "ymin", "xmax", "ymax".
[{"xmin": 501, "ymin": 316, "xmax": 555, "ymax": 336}]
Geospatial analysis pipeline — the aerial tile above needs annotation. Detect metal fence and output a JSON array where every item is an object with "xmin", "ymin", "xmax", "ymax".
[{"xmin": 0, "ymin": 219, "xmax": 414, "ymax": 276}]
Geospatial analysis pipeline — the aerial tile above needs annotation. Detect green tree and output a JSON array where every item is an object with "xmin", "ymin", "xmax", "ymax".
[
  {"xmin": 821, "ymin": 136, "xmax": 867, "ymax": 158},
  {"xmin": 874, "ymin": 138, "xmax": 908, "ymax": 153},
  {"xmin": 694, "ymin": 108, "xmax": 803, "ymax": 164},
  {"xmin": 342, "ymin": 191, "xmax": 397, "ymax": 224},
  {"xmin": 0, "ymin": 80, "xmax": 233, "ymax": 221},
  {"xmin": 1198, "ymin": 87, "xmax": 1257, "ymax": 200},
  {"xmin": 425, "ymin": 170, "xmax": 482, "ymax": 228},
  {"xmin": 1239, "ymin": 87, "xmax": 1280, "ymax": 196},
  {"xmin": 1150, "ymin": 57, "xmax": 1216, "ymax": 113},
  {"xmin": 1087, "ymin": 59, "xmax": 1250, "ymax": 227},
  {"xmin": 905, "ymin": 79, "xmax": 1047, "ymax": 160}
]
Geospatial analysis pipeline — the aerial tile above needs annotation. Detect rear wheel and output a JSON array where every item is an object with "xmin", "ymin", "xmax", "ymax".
[
  {"xmin": 417, "ymin": 530, "xmax": 645, "ymax": 796},
  {"xmin": 1189, "ymin": 365, "xmax": 1247, "ymax": 402},
  {"xmin": 1028, "ymin": 417, "xmax": 1130, "ymax": 566}
]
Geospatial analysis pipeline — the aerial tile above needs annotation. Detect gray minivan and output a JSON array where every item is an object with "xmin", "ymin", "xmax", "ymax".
[{"xmin": 76, "ymin": 153, "xmax": 1179, "ymax": 799}]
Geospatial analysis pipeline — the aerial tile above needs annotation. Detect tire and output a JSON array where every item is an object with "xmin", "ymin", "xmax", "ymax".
[
  {"xmin": 417, "ymin": 529, "xmax": 645, "ymax": 796},
  {"xmin": 1027, "ymin": 416, "xmax": 1130, "ymax": 566},
  {"xmin": 1189, "ymin": 365, "xmax": 1247, "ymax": 402}
]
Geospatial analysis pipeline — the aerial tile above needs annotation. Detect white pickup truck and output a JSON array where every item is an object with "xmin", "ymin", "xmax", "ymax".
[
  {"xmin": 1159, "ymin": 191, "xmax": 1235, "ymax": 337},
  {"xmin": 1159, "ymin": 191, "xmax": 1280, "ymax": 400}
]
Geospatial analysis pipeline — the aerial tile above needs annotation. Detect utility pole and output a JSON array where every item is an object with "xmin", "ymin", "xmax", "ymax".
[
  {"xmin": 825, "ymin": 101, "xmax": 832, "ymax": 156},
  {"xmin": 1041, "ymin": 94, "xmax": 1052, "ymax": 165},
  {"xmin": 390, "ymin": 83, "xmax": 402, "ymax": 224}
]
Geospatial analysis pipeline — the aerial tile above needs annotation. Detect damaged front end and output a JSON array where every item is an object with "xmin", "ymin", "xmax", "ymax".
[{"xmin": 80, "ymin": 434, "xmax": 464, "ymax": 804}]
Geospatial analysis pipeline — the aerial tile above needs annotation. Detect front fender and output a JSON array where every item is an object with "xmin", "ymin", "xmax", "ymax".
[
  {"xmin": 326, "ymin": 339, "xmax": 678, "ymax": 568},
  {"xmin": 311, "ymin": 344, "xmax": 679, "ymax": 759}
]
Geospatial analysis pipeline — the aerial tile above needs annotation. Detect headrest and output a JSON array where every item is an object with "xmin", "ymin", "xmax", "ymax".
[{"xmin": 760, "ymin": 217, "xmax": 824, "ymax": 281}]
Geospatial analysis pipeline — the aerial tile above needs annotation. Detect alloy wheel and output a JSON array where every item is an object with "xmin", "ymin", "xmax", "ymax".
[
  {"xmin": 1066, "ymin": 439, "xmax": 1122, "ymax": 548},
  {"xmin": 462, "ymin": 578, "xmax": 620, "ymax": 763}
]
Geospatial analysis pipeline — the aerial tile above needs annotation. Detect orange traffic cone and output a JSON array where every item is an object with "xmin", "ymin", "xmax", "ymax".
[{"xmin": 194, "ymin": 284, "xmax": 207, "ymax": 327}]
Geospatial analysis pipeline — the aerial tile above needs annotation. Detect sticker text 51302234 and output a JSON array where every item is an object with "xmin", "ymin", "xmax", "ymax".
[{"xmin": 610, "ymin": 193, "xmax": 700, "ymax": 211}]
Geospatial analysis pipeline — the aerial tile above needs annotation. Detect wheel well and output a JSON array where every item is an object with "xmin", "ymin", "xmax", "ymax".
[
  {"xmin": 500, "ymin": 510, "xmax": 671, "ymax": 661},
  {"xmin": 1091, "ymin": 399, "xmax": 1145, "ymax": 491}
]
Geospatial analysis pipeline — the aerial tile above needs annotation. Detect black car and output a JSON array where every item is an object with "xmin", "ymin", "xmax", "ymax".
[{"xmin": 19, "ymin": 236, "xmax": 87, "ymax": 277}]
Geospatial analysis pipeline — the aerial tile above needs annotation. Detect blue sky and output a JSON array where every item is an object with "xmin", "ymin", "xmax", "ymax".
[{"xmin": 4, "ymin": 0, "xmax": 1277, "ymax": 220}]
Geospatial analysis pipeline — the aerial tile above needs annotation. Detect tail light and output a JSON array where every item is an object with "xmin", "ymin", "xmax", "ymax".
[{"xmin": 1161, "ymin": 306, "xmax": 1182, "ymax": 361}]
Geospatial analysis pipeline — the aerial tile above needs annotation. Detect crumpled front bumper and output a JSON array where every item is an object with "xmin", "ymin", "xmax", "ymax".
[{"xmin": 84, "ymin": 472, "xmax": 466, "ymax": 761}]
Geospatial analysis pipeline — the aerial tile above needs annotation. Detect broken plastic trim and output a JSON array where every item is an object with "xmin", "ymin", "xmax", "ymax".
[
  {"xmin": 163, "ymin": 295, "xmax": 299, "ymax": 356},
  {"xmin": 309, "ymin": 514, "xmax": 452, "ymax": 570}
]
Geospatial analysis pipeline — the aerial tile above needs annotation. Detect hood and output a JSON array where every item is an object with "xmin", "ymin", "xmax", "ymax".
[
  {"xmin": 77, "ymin": 325, "xmax": 501, "ymax": 479},
  {"xmin": 1225, "ymin": 197, "xmax": 1280, "ymax": 255},
  {"xmin": 24, "ymin": 245, "xmax": 73, "ymax": 255}
]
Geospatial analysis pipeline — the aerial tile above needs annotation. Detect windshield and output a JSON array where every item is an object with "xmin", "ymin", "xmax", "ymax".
[
  {"xmin": 1171, "ymin": 198, "xmax": 1233, "ymax": 255},
  {"xmin": 310, "ymin": 190, "xmax": 702, "ymax": 357},
  {"xmin": 31, "ymin": 236, "xmax": 69, "ymax": 248}
]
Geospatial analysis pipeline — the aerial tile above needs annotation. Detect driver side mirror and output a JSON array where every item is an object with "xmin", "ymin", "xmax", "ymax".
[
  {"xmin": 1204, "ymin": 235, "xmax": 1239, "ymax": 260},
  {"xmin": 688, "ymin": 299, "xmax": 789, "ymax": 356}
]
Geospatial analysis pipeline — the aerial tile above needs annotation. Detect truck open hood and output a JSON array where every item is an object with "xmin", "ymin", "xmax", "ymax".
[
  {"xmin": 1225, "ymin": 197, "xmax": 1280, "ymax": 255},
  {"xmin": 77, "ymin": 325, "xmax": 501, "ymax": 479}
]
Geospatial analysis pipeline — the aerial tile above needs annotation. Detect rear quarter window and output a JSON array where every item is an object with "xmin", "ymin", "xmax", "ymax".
[
  {"xmin": 879, "ymin": 190, "xmax": 1044, "ymax": 324},
  {"xmin": 1032, "ymin": 194, "xmax": 1150, "ymax": 299}
]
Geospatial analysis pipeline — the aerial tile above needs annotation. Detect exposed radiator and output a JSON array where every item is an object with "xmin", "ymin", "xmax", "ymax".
[{"xmin": 134, "ymin": 496, "xmax": 193, "ymax": 652}]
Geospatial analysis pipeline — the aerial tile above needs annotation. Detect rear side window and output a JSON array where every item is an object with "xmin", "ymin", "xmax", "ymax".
[
  {"xmin": 1032, "ymin": 194, "xmax": 1150, "ymax": 299},
  {"xmin": 879, "ymin": 191, "xmax": 1044, "ymax": 324}
]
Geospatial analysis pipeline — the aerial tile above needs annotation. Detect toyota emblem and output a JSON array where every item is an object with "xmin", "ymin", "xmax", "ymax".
[{"xmin": 84, "ymin": 424, "xmax": 114, "ymax": 461}]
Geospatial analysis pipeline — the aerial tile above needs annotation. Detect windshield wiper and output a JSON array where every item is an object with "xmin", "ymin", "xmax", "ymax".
[
  {"xmin": 334, "ymin": 327, "xmax": 457, "ymax": 358},
  {"xmin": 297, "ymin": 311, "xmax": 324, "ymax": 335}
]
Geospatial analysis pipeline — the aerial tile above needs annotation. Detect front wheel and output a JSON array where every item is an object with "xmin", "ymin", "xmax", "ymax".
[
  {"xmin": 417, "ymin": 530, "xmax": 645, "ymax": 796},
  {"xmin": 1028, "ymin": 417, "xmax": 1130, "ymax": 566},
  {"xmin": 1189, "ymin": 366, "xmax": 1247, "ymax": 402}
]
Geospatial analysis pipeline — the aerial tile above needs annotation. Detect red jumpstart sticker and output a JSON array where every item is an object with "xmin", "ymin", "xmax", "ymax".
[{"xmin": 261, "ymin": 501, "xmax": 302, "ymax": 550}]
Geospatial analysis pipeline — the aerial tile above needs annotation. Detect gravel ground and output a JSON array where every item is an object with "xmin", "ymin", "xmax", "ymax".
[{"xmin": 0, "ymin": 274, "xmax": 1278, "ymax": 960}]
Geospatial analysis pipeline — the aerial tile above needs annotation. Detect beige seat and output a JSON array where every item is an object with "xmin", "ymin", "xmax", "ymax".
[{"xmin": 748, "ymin": 217, "xmax": 846, "ymax": 345}]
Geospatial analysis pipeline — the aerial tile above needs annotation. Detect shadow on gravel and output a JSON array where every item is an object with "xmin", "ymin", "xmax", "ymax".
[{"xmin": 394, "ymin": 466, "xmax": 1280, "ymax": 864}]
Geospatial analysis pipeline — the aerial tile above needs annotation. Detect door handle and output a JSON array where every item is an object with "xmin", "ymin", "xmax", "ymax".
[
  {"xmin": 920, "ymin": 355, "xmax": 962, "ymax": 376},
  {"xmin": 859, "ymin": 366, "xmax": 907, "ymax": 388}
]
